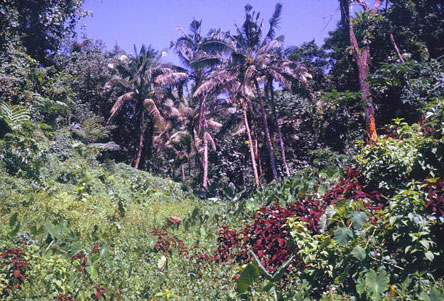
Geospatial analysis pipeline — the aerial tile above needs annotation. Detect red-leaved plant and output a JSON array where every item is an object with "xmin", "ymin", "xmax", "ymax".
[
  {"xmin": 1, "ymin": 247, "xmax": 27, "ymax": 297},
  {"xmin": 214, "ymin": 168, "xmax": 383, "ymax": 274}
]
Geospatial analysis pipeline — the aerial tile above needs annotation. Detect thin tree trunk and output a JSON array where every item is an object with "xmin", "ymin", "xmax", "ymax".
[
  {"xmin": 345, "ymin": 0, "xmax": 380, "ymax": 142},
  {"xmin": 134, "ymin": 110, "xmax": 145, "ymax": 169},
  {"xmin": 254, "ymin": 136, "xmax": 263, "ymax": 180},
  {"xmin": 242, "ymin": 104, "xmax": 260, "ymax": 186},
  {"xmin": 267, "ymin": 78, "xmax": 290, "ymax": 177},
  {"xmin": 248, "ymin": 103, "xmax": 263, "ymax": 181},
  {"xmin": 254, "ymin": 80, "xmax": 279, "ymax": 182},
  {"xmin": 181, "ymin": 164, "xmax": 186, "ymax": 184},
  {"xmin": 202, "ymin": 125, "xmax": 209, "ymax": 190},
  {"xmin": 390, "ymin": 34, "xmax": 405, "ymax": 63}
]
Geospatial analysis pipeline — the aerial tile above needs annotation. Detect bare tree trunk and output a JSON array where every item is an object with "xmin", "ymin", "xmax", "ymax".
[
  {"xmin": 342, "ymin": 0, "xmax": 380, "ymax": 142},
  {"xmin": 202, "ymin": 124, "xmax": 209, "ymax": 190},
  {"xmin": 242, "ymin": 104, "xmax": 260, "ymax": 186},
  {"xmin": 134, "ymin": 110, "xmax": 145, "ymax": 169},
  {"xmin": 267, "ymin": 78, "xmax": 290, "ymax": 177},
  {"xmin": 181, "ymin": 164, "xmax": 186, "ymax": 184},
  {"xmin": 254, "ymin": 136, "xmax": 263, "ymax": 180},
  {"xmin": 254, "ymin": 80, "xmax": 279, "ymax": 182}
]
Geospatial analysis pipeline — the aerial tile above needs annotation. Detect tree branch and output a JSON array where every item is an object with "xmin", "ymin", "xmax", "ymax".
[
  {"xmin": 390, "ymin": 34, "xmax": 405, "ymax": 63},
  {"xmin": 370, "ymin": 0, "xmax": 382, "ymax": 15},
  {"xmin": 355, "ymin": 0, "xmax": 369, "ymax": 10}
]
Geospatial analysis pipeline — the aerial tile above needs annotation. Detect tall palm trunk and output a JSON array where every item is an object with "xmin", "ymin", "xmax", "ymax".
[
  {"xmin": 254, "ymin": 80, "xmax": 278, "ymax": 182},
  {"xmin": 134, "ymin": 110, "xmax": 145, "ymax": 169},
  {"xmin": 267, "ymin": 77, "xmax": 290, "ymax": 177},
  {"xmin": 202, "ymin": 123, "xmax": 209, "ymax": 190},
  {"xmin": 242, "ymin": 103, "xmax": 260, "ymax": 186},
  {"xmin": 181, "ymin": 164, "xmax": 186, "ymax": 184}
]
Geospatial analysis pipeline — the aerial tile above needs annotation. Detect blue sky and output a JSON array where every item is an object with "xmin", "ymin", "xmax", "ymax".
[{"xmin": 77, "ymin": 0, "xmax": 341, "ymax": 64}]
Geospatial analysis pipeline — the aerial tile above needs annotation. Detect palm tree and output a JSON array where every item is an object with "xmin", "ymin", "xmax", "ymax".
[
  {"xmin": 265, "ymin": 54, "xmax": 312, "ymax": 177},
  {"xmin": 194, "ymin": 65, "xmax": 261, "ymax": 187},
  {"xmin": 226, "ymin": 3, "xmax": 284, "ymax": 182},
  {"xmin": 172, "ymin": 20, "xmax": 233, "ymax": 189},
  {"xmin": 226, "ymin": 3, "xmax": 311, "ymax": 180},
  {"xmin": 106, "ymin": 44, "xmax": 187, "ymax": 169}
]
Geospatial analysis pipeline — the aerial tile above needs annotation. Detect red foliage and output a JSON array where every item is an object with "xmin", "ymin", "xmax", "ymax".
[
  {"xmin": 322, "ymin": 167, "xmax": 383, "ymax": 211},
  {"xmin": 152, "ymin": 229, "xmax": 188, "ymax": 256},
  {"xmin": 71, "ymin": 253, "xmax": 87, "ymax": 266},
  {"xmin": 214, "ymin": 168, "xmax": 383, "ymax": 274},
  {"xmin": 214, "ymin": 226, "xmax": 241, "ymax": 263},
  {"xmin": 424, "ymin": 178, "xmax": 444, "ymax": 218},
  {"xmin": 1, "ymin": 247, "xmax": 27, "ymax": 296},
  {"xmin": 242, "ymin": 205, "xmax": 297, "ymax": 274},
  {"xmin": 193, "ymin": 245, "xmax": 213, "ymax": 264},
  {"xmin": 55, "ymin": 296, "xmax": 78, "ymax": 301},
  {"xmin": 92, "ymin": 286, "xmax": 106, "ymax": 299}
]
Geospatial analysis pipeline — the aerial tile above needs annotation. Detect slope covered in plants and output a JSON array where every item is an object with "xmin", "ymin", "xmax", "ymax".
[{"xmin": 1, "ymin": 0, "xmax": 444, "ymax": 299}]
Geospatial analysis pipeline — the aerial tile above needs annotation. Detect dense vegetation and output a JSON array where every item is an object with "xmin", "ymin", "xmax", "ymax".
[{"xmin": 0, "ymin": 0, "xmax": 443, "ymax": 299}]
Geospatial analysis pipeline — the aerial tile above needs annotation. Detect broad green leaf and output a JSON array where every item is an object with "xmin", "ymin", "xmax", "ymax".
[
  {"xmin": 251, "ymin": 250, "xmax": 272, "ymax": 279},
  {"xmin": 350, "ymin": 211, "xmax": 368, "ymax": 230},
  {"xmin": 270, "ymin": 255, "xmax": 295, "ymax": 282},
  {"xmin": 356, "ymin": 275, "xmax": 366, "ymax": 297},
  {"xmin": 236, "ymin": 263, "xmax": 259, "ymax": 294},
  {"xmin": 420, "ymin": 288, "xmax": 443, "ymax": 301},
  {"xmin": 70, "ymin": 242, "xmax": 83, "ymax": 255},
  {"xmin": 429, "ymin": 287, "xmax": 444, "ymax": 301},
  {"xmin": 10, "ymin": 221, "xmax": 21, "ymax": 236},
  {"xmin": 334, "ymin": 228, "xmax": 353, "ymax": 244},
  {"xmin": 389, "ymin": 216, "xmax": 397, "ymax": 226},
  {"xmin": 365, "ymin": 269, "xmax": 389, "ymax": 299},
  {"xmin": 318, "ymin": 183, "xmax": 328, "ymax": 195},
  {"xmin": 90, "ymin": 263, "xmax": 98, "ymax": 280},
  {"xmin": 352, "ymin": 246, "xmax": 366, "ymax": 260},
  {"xmin": 9, "ymin": 213, "xmax": 18, "ymax": 227},
  {"xmin": 425, "ymin": 251, "xmax": 434, "ymax": 261},
  {"xmin": 420, "ymin": 239, "xmax": 430, "ymax": 249}
]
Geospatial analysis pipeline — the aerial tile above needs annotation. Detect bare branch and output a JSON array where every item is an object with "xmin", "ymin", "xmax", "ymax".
[
  {"xmin": 370, "ymin": 0, "xmax": 382, "ymax": 15},
  {"xmin": 390, "ymin": 34, "xmax": 405, "ymax": 63}
]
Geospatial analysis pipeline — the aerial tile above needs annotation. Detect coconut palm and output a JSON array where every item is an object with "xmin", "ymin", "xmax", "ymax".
[
  {"xmin": 194, "ymin": 64, "xmax": 261, "ymax": 187},
  {"xmin": 172, "ymin": 20, "xmax": 233, "ymax": 189},
  {"xmin": 226, "ymin": 3, "xmax": 311, "ymax": 180},
  {"xmin": 106, "ymin": 44, "xmax": 187, "ymax": 169},
  {"xmin": 226, "ymin": 3, "xmax": 285, "ymax": 182}
]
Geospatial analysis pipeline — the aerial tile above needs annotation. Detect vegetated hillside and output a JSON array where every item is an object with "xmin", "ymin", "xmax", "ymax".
[{"xmin": 1, "ymin": 0, "xmax": 444, "ymax": 299}]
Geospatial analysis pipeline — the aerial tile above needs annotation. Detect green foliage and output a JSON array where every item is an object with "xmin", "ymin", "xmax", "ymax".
[
  {"xmin": 0, "ymin": 0, "xmax": 86, "ymax": 64},
  {"xmin": 355, "ymin": 118, "xmax": 443, "ymax": 195},
  {"xmin": 1, "ymin": 1, "xmax": 444, "ymax": 299}
]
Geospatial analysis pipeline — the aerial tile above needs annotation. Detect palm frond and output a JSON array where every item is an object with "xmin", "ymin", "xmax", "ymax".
[
  {"xmin": 265, "ymin": 3, "xmax": 283, "ymax": 41},
  {"xmin": 144, "ymin": 98, "xmax": 167, "ymax": 129},
  {"xmin": 206, "ymin": 119, "xmax": 222, "ymax": 129},
  {"xmin": 155, "ymin": 72, "xmax": 188, "ymax": 85},
  {"xmin": 107, "ymin": 92, "xmax": 135, "ymax": 124},
  {"xmin": 190, "ymin": 56, "xmax": 223, "ymax": 70},
  {"xmin": 189, "ymin": 19, "xmax": 202, "ymax": 34},
  {"xmin": 205, "ymin": 131, "xmax": 216, "ymax": 151}
]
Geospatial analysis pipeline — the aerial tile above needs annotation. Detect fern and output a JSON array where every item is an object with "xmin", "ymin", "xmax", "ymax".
[{"xmin": 0, "ymin": 100, "xmax": 30, "ymax": 131}]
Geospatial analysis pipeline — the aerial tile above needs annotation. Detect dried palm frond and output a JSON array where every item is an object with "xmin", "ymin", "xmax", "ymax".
[
  {"xmin": 234, "ymin": 126, "xmax": 246, "ymax": 136},
  {"xmin": 206, "ymin": 119, "xmax": 222, "ymax": 129},
  {"xmin": 144, "ymin": 98, "xmax": 166, "ymax": 129},
  {"xmin": 155, "ymin": 72, "xmax": 188, "ymax": 85},
  {"xmin": 107, "ymin": 92, "xmax": 135, "ymax": 124},
  {"xmin": 204, "ymin": 132, "xmax": 216, "ymax": 151}
]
